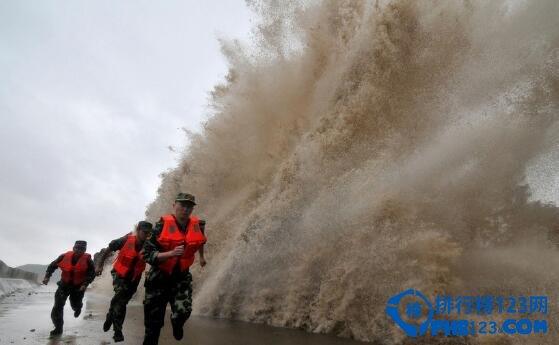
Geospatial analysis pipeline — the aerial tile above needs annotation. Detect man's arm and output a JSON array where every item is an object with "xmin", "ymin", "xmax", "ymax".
[
  {"xmin": 142, "ymin": 221, "xmax": 184, "ymax": 265},
  {"xmin": 199, "ymin": 220, "xmax": 207, "ymax": 267},
  {"xmin": 43, "ymin": 254, "xmax": 64, "ymax": 285},
  {"xmin": 81, "ymin": 256, "xmax": 96, "ymax": 290},
  {"xmin": 95, "ymin": 235, "xmax": 128, "ymax": 275},
  {"xmin": 142, "ymin": 222, "xmax": 162, "ymax": 265}
]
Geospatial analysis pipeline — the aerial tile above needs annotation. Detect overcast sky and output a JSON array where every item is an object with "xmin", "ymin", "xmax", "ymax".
[{"xmin": 0, "ymin": 1, "xmax": 253, "ymax": 267}]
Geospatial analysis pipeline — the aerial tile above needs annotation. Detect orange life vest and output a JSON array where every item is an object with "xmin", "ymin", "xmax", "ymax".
[
  {"xmin": 157, "ymin": 214, "xmax": 207, "ymax": 274},
  {"xmin": 58, "ymin": 251, "xmax": 91, "ymax": 286},
  {"xmin": 113, "ymin": 234, "xmax": 146, "ymax": 281}
]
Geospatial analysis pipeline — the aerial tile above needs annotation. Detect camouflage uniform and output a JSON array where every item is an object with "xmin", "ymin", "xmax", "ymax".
[
  {"xmin": 142, "ymin": 215, "xmax": 203, "ymax": 345},
  {"xmin": 104, "ymin": 235, "xmax": 144, "ymax": 333},
  {"xmin": 45, "ymin": 251, "xmax": 95, "ymax": 331},
  {"xmin": 143, "ymin": 264, "xmax": 193, "ymax": 344}
]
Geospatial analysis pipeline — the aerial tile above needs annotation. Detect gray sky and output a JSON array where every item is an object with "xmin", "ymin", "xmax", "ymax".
[{"xmin": 0, "ymin": 1, "xmax": 253, "ymax": 267}]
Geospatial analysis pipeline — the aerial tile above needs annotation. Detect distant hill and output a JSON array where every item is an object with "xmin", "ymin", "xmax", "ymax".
[
  {"xmin": 0, "ymin": 260, "xmax": 39, "ymax": 283},
  {"xmin": 16, "ymin": 264, "xmax": 61, "ymax": 282}
]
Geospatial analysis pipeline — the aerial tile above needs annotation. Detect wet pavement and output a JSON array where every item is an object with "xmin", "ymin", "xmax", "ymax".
[{"xmin": 0, "ymin": 285, "xmax": 367, "ymax": 345}]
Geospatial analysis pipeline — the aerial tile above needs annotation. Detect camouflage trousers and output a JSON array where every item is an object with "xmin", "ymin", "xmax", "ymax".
[
  {"xmin": 142, "ymin": 269, "xmax": 193, "ymax": 345},
  {"xmin": 106, "ymin": 272, "xmax": 140, "ymax": 332},
  {"xmin": 51, "ymin": 282, "xmax": 85, "ymax": 329}
]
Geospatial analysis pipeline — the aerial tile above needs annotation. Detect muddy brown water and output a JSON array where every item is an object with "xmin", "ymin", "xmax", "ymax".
[{"xmin": 0, "ymin": 286, "xmax": 368, "ymax": 344}]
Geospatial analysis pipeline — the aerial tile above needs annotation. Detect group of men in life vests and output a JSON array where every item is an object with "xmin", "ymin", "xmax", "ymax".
[{"xmin": 42, "ymin": 192, "xmax": 207, "ymax": 344}]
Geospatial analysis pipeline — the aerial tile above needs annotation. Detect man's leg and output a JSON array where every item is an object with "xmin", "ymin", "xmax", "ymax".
[
  {"xmin": 104, "ymin": 291, "xmax": 117, "ymax": 331},
  {"xmin": 143, "ymin": 284, "xmax": 168, "ymax": 345},
  {"xmin": 50, "ymin": 285, "xmax": 70, "ymax": 335},
  {"xmin": 169, "ymin": 271, "xmax": 193, "ymax": 340},
  {"xmin": 104, "ymin": 274, "xmax": 121, "ymax": 331},
  {"xmin": 111, "ymin": 279, "xmax": 138, "ymax": 341},
  {"xmin": 69, "ymin": 286, "xmax": 85, "ymax": 317}
]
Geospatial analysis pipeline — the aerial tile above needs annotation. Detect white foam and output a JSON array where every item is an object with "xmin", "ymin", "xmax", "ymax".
[{"xmin": 0, "ymin": 278, "xmax": 35, "ymax": 297}]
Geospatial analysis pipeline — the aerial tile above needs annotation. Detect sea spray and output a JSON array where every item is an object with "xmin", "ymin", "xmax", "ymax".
[{"xmin": 147, "ymin": 1, "xmax": 559, "ymax": 343}]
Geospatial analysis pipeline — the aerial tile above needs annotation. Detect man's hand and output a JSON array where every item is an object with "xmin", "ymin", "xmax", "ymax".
[
  {"xmin": 199, "ymin": 257, "xmax": 207, "ymax": 267},
  {"xmin": 42, "ymin": 277, "xmax": 49, "ymax": 285},
  {"xmin": 156, "ymin": 245, "xmax": 185, "ymax": 261},
  {"xmin": 95, "ymin": 266, "xmax": 103, "ymax": 276},
  {"xmin": 170, "ymin": 245, "xmax": 184, "ymax": 257},
  {"xmin": 79, "ymin": 285, "xmax": 87, "ymax": 292}
]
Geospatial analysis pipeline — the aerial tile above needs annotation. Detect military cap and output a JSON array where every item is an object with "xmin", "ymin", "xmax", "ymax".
[
  {"xmin": 74, "ymin": 240, "xmax": 87, "ymax": 248},
  {"xmin": 175, "ymin": 192, "xmax": 196, "ymax": 205},
  {"xmin": 138, "ymin": 221, "xmax": 153, "ymax": 232}
]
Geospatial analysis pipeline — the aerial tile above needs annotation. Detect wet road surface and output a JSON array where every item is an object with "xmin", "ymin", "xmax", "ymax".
[{"xmin": 0, "ymin": 286, "xmax": 368, "ymax": 345}]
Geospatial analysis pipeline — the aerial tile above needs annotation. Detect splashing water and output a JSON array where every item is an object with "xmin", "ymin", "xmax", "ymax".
[{"xmin": 146, "ymin": 1, "xmax": 559, "ymax": 343}]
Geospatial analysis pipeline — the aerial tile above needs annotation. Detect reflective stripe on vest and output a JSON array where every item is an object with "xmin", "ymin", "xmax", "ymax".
[
  {"xmin": 113, "ymin": 234, "xmax": 146, "ymax": 281},
  {"xmin": 157, "ymin": 214, "xmax": 207, "ymax": 274},
  {"xmin": 58, "ymin": 251, "xmax": 90, "ymax": 286}
]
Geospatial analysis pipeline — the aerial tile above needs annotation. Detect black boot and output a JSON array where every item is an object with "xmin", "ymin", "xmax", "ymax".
[
  {"xmin": 143, "ymin": 333, "xmax": 160, "ymax": 345},
  {"xmin": 103, "ymin": 313, "xmax": 113, "ymax": 332},
  {"xmin": 171, "ymin": 318, "xmax": 183, "ymax": 340},
  {"xmin": 49, "ymin": 326, "xmax": 63, "ymax": 337},
  {"xmin": 113, "ymin": 330, "xmax": 124, "ymax": 342}
]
